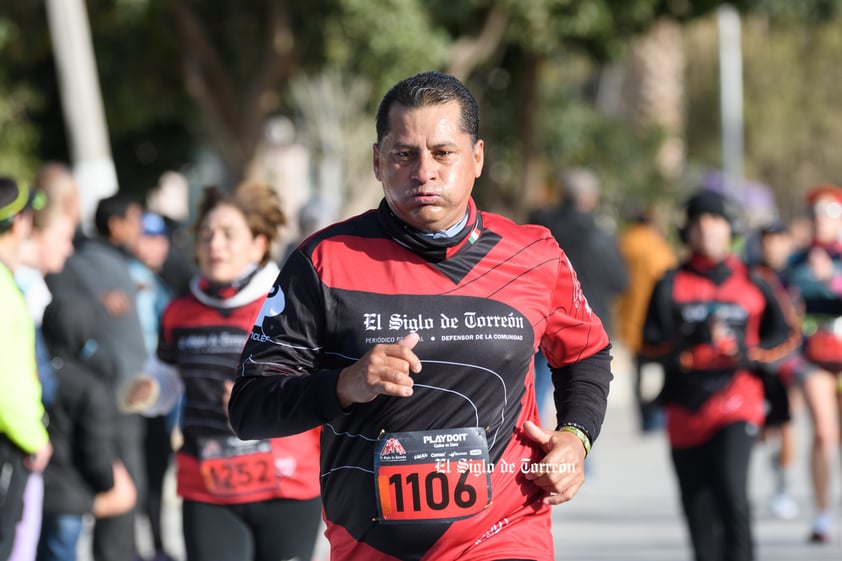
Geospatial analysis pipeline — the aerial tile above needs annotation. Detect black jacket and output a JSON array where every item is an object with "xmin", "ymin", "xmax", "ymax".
[
  {"xmin": 531, "ymin": 204, "xmax": 628, "ymax": 335},
  {"xmin": 40, "ymin": 294, "xmax": 118, "ymax": 515}
]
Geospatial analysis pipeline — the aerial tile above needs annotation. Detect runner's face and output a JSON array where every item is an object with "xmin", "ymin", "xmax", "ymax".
[
  {"xmin": 196, "ymin": 204, "xmax": 266, "ymax": 284},
  {"xmin": 113, "ymin": 203, "xmax": 143, "ymax": 251},
  {"xmin": 811, "ymin": 195, "xmax": 842, "ymax": 244},
  {"xmin": 760, "ymin": 232, "xmax": 792, "ymax": 271},
  {"xmin": 687, "ymin": 213, "xmax": 731, "ymax": 261},
  {"xmin": 373, "ymin": 101, "xmax": 483, "ymax": 233}
]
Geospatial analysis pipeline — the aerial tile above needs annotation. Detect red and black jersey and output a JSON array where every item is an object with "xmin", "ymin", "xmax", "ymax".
[
  {"xmin": 157, "ymin": 264, "xmax": 320, "ymax": 505},
  {"xmin": 229, "ymin": 199, "xmax": 612, "ymax": 561},
  {"xmin": 642, "ymin": 254, "xmax": 798, "ymax": 449}
]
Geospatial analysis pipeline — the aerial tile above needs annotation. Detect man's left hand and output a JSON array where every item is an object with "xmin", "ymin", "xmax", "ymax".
[{"xmin": 521, "ymin": 420, "xmax": 587, "ymax": 505}]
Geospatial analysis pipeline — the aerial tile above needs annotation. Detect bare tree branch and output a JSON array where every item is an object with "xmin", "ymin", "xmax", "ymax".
[
  {"xmin": 241, "ymin": 0, "xmax": 297, "ymax": 159},
  {"xmin": 446, "ymin": 5, "xmax": 510, "ymax": 81},
  {"xmin": 172, "ymin": 0, "xmax": 246, "ymax": 173}
]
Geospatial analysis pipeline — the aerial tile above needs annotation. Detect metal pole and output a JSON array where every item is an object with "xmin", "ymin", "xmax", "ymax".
[
  {"xmin": 718, "ymin": 4, "xmax": 744, "ymax": 199},
  {"xmin": 45, "ymin": 0, "xmax": 118, "ymax": 232}
]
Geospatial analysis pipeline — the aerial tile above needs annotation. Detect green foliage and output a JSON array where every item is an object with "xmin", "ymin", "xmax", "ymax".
[
  {"xmin": 2, "ymin": 0, "xmax": 841, "ymax": 217},
  {"xmin": 0, "ymin": 6, "xmax": 46, "ymax": 182},
  {"xmin": 753, "ymin": 0, "xmax": 842, "ymax": 20},
  {"xmin": 741, "ymin": 12, "xmax": 842, "ymax": 215},
  {"xmin": 0, "ymin": 81, "xmax": 42, "ymax": 182},
  {"xmin": 538, "ymin": 56, "xmax": 671, "ymax": 211},
  {"xmin": 322, "ymin": 0, "xmax": 451, "ymax": 99},
  {"xmin": 684, "ymin": 8, "xmax": 842, "ymax": 220}
]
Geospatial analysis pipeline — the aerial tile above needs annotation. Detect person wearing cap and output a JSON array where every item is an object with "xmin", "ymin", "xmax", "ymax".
[
  {"xmin": 780, "ymin": 182, "xmax": 842, "ymax": 543},
  {"xmin": 0, "ymin": 176, "xmax": 53, "ymax": 561},
  {"xmin": 130, "ymin": 212, "xmax": 173, "ymax": 355},
  {"xmin": 124, "ymin": 211, "xmax": 180, "ymax": 561},
  {"xmin": 642, "ymin": 189, "xmax": 799, "ymax": 561},
  {"xmin": 748, "ymin": 219, "xmax": 807, "ymax": 521}
]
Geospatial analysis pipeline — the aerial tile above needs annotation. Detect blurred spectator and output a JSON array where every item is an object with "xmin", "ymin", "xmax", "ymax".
[
  {"xmin": 34, "ymin": 163, "xmax": 82, "ymax": 237},
  {"xmin": 530, "ymin": 167, "xmax": 627, "ymax": 336},
  {"xmin": 529, "ymin": 168, "xmax": 627, "ymax": 419},
  {"xmin": 130, "ymin": 212, "xmax": 173, "ymax": 354},
  {"xmin": 127, "ymin": 212, "xmax": 176, "ymax": 561},
  {"xmin": 280, "ymin": 195, "xmax": 336, "ymax": 266},
  {"xmin": 615, "ymin": 206, "xmax": 677, "ymax": 432},
  {"xmin": 155, "ymin": 214, "xmax": 195, "ymax": 300},
  {"xmin": 780, "ymin": 183, "xmax": 842, "ymax": 543},
  {"xmin": 147, "ymin": 173, "xmax": 194, "ymax": 298},
  {"xmin": 37, "ymin": 295, "xmax": 136, "ymax": 561},
  {"xmin": 45, "ymin": 193, "xmax": 148, "ymax": 561},
  {"xmin": 0, "ymin": 177, "xmax": 53, "ymax": 561},
  {"xmin": 642, "ymin": 189, "xmax": 799, "ymax": 561},
  {"xmin": 9, "ymin": 181, "xmax": 75, "ymax": 561},
  {"xmin": 749, "ymin": 219, "xmax": 806, "ymax": 520}
]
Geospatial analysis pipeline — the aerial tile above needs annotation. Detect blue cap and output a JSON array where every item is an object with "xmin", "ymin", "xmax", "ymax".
[{"xmin": 142, "ymin": 212, "xmax": 168, "ymax": 236}]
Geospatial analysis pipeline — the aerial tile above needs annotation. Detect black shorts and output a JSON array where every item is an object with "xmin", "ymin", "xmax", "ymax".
[{"xmin": 762, "ymin": 375, "xmax": 791, "ymax": 427}]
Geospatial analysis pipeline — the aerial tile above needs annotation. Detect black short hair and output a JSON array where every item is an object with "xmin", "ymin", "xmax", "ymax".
[
  {"xmin": 94, "ymin": 192, "xmax": 140, "ymax": 238},
  {"xmin": 375, "ymin": 71, "xmax": 480, "ymax": 146}
]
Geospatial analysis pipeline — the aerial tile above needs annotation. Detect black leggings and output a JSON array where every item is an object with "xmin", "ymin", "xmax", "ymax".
[
  {"xmin": 182, "ymin": 497, "xmax": 321, "ymax": 561},
  {"xmin": 0, "ymin": 437, "xmax": 28, "ymax": 561},
  {"xmin": 143, "ymin": 415, "xmax": 172, "ymax": 551},
  {"xmin": 671, "ymin": 422, "xmax": 756, "ymax": 561}
]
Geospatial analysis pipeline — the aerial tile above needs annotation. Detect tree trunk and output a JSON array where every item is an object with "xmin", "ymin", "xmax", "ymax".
[
  {"xmin": 514, "ymin": 54, "xmax": 542, "ymax": 221},
  {"xmin": 171, "ymin": 0, "xmax": 296, "ymax": 183},
  {"xmin": 621, "ymin": 17, "xmax": 686, "ymax": 182}
]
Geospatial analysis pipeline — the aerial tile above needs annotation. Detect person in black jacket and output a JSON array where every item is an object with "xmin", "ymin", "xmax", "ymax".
[
  {"xmin": 528, "ymin": 168, "xmax": 628, "ymax": 419},
  {"xmin": 36, "ymin": 294, "xmax": 135, "ymax": 561},
  {"xmin": 529, "ymin": 167, "xmax": 628, "ymax": 337},
  {"xmin": 642, "ymin": 190, "xmax": 800, "ymax": 561}
]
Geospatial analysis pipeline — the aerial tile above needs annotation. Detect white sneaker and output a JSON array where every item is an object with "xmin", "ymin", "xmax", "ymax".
[{"xmin": 770, "ymin": 493, "xmax": 799, "ymax": 520}]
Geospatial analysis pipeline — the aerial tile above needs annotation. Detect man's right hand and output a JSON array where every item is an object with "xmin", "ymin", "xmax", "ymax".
[
  {"xmin": 100, "ymin": 290, "xmax": 132, "ymax": 316},
  {"xmin": 24, "ymin": 441, "xmax": 53, "ymax": 473},
  {"xmin": 120, "ymin": 377, "xmax": 159, "ymax": 412},
  {"xmin": 336, "ymin": 332, "xmax": 422, "ymax": 408}
]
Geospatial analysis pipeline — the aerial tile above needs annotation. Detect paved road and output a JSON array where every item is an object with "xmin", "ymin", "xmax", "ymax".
[
  {"xmin": 550, "ymin": 353, "xmax": 842, "ymax": 561},
  {"xmin": 88, "ymin": 348, "xmax": 842, "ymax": 561}
]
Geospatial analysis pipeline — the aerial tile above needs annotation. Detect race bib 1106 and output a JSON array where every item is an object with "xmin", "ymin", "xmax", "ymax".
[{"xmin": 374, "ymin": 427, "xmax": 492, "ymax": 523}]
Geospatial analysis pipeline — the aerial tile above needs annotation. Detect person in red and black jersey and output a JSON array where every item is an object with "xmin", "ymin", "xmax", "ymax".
[
  {"xmin": 228, "ymin": 71, "xmax": 614, "ymax": 561},
  {"xmin": 747, "ymin": 220, "xmax": 807, "ymax": 521},
  {"xmin": 642, "ymin": 190, "xmax": 800, "ymax": 561},
  {"xmin": 122, "ymin": 182, "xmax": 321, "ymax": 561}
]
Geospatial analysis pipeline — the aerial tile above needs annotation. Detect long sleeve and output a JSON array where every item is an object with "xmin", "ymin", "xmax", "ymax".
[
  {"xmin": 641, "ymin": 269, "xmax": 680, "ymax": 359},
  {"xmin": 136, "ymin": 355, "xmax": 184, "ymax": 418},
  {"xmin": 541, "ymin": 246, "xmax": 614, "ymax": 442},
  {"xmin": 746, "ymin": 274, "xmax": 802, "ymax": 372},
  {"xmin": 77, "ymin": 376, "xmax": 117, "ymax": 493},
  {"xmin": 552, "ymin": 346, "xmax": 613, "ymax": 442},
  {"xmin": 0, "ymin": 267, "xmax": 48, "ymax": 454},
  {"xmin": 229, "ymin": 250, "xmax": 345, "ymax": 439}
]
